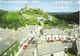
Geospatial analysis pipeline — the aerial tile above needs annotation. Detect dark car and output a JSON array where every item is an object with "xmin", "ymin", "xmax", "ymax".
[
  {"xmin": 32, "ymin": 40, "xmax": 36, "ymax": 44},
  {"xmin": 64, "ymin": 40, "xmax": 70, "ymax": 43}
]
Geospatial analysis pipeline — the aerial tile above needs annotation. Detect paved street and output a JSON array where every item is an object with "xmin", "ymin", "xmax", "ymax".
[{"xmin": 15, "ymin": 43, "xmax": 36, "ymax": 56}]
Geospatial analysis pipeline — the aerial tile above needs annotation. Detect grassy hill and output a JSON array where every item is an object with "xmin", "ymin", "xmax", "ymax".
[
  {"xmin": 21, "ymin": 8, "xmax": 70, "ymax": 29},
  {"xmin": 0, "ymin": 8, "xmax": 71, "ymax": 30},
  {"xmin": 0, "ymin": 11, "xmax": 26, "ymax": 30}
]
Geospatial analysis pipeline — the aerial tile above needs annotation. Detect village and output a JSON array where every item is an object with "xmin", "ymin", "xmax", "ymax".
[
  {"xmin": 0, "ymin": 23, "xmax": 80, "ymax": 56},
  {"xmin": 0, "ymin": 3, "xmax": 80, "ymax": 56}
]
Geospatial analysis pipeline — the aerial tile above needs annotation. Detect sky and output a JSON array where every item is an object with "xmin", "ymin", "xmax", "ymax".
[{"xmin": 0, "ymin": 1, "xmax": 80, "ymax": 12}]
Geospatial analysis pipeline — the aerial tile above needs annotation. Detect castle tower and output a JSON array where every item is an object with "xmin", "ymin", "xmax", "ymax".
[{"xmin": 25, "ymin": 3, "xmax": 31, "ymax": 10}]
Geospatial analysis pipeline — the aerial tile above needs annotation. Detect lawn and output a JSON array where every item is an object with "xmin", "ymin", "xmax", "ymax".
[
  {"xmin": 26, "ymin": 19, "xmax": 41, "ymax": 25},
  {"xmin": 24, "ymin": 14, "xmax": 45, "ymax": 19}
]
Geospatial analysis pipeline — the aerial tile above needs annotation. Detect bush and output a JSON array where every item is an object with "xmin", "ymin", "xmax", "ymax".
[
  {"xmin": 1, "ymin": 12, "xmax": 26, "ymax": 30},
  {"xmin": 67, "ymin": 51, "xmax": 75, "ymax": 56},
  {"xmin": 6, "ymin": 49, "xmax": 10, "ymax": 56}
]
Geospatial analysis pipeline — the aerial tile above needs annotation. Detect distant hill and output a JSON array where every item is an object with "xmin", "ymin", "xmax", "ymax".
[
  {"xmin": 48, "ymin": 11, "xmax": 79, "ymax": 24},
  {"xmin": 69, "ymin": 11, "xmax": 79, "ymax": 24},
  {"xmin": 47, "ymin": 12, "xmax": 75, "ymax": 14}
]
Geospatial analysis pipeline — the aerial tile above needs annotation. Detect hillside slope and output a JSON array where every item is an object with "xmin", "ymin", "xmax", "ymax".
[{"xmin": 20, "ymin": 8, "xmax": 70, "ymax": 28}]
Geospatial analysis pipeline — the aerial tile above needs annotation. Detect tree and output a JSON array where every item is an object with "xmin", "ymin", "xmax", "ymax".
[{"xmin": 1, "ymin": 12, "xmax": 26, "ymax": 30}]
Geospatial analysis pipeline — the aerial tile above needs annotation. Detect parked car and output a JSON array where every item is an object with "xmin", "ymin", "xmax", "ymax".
[
  {"xmin": 32, "ymin": 40, "xmax": 36, "ymax": 44},
  {"xmin": 62, "ymin": 40, "xmax": 64, "ymax": 43},
  {"xmin": 50, "ymin": 40, "xmax": 53, "ymax": 42},
  {"xmin": 47, "ymin": 40, "xmax": 50, "ymax": 42},
  {"xmin": 23, "ymin": 45, "xmax": 28, "ymax": 49},
  {"xmin": 28, "ymin": 40, "xmax": 32, "ymax": 44},
  {"xmin": 70, "ymin": 40, "xmax": 75, "ymax": 43},
  {"xmin": 64, "ymin": 40, "xmax": 70, "ymax": 43}
]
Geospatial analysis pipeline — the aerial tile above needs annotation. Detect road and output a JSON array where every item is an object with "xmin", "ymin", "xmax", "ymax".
[
  {"xmin": 15, "ymin": 24, "xmax": 42, "ymax": 56},
  {"xmin": 15, "ymin": 30, "xmax": 40, "ymax": 56},
  {"xmin": 15, "ymin": 43, "xmax": 36, "ymax": 56}
]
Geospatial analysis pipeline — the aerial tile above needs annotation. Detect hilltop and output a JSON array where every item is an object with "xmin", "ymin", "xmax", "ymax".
[{"xmin": 20, "ymin": 8, "xmax": 70, "ymax": 29}]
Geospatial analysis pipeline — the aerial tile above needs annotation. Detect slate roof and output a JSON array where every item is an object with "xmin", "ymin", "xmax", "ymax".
[
  {"xmin": 0, "ymin": 27, "xmax": 29, "ymax": 55},
  {"xmin": 37, "ymin": 41, "xmax": 64, "ymax": 55},
  {"xmin": 0, "ymin": 28, "xmax": 11, "ymax": 39},
  {"xmin": 63, "ymin": 43, "xmax": 73, "ymax": 48},
  {"xmin": 14, "ymin": 27, "xmax": 28, "ymax": 43},
  {"xmin": 0, "ymin": 37, "xmax": 17, "ymax": 55}
]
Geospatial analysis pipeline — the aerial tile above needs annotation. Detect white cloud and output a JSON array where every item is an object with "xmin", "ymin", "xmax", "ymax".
[
  {"xmin": 32, "ymin": 1, "xmax": 40, "ymax": 4},
  {"xmin": 42, "ymin": 2, "xmax": 46, "ymax": 5},
  {"xmin": 0, "ymin": 1, "xmax": 28, "ymax": 5},
  {"xmin": 60, "ymin": 6, "xmax": 69, "ymax": 8},
  {"xmin": 77, "ymin": 1, "xmax": 80, "ymax": 4}
]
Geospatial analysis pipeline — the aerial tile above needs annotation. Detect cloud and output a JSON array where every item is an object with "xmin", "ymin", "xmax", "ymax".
[
  {"xmin": 0, "ymin": 1, "xmax": 28, "ymax": 5},
  {"xmin": 32, "ymin": 1, "xmax": 40, "ymax": 4},
  {"xmin": 60, "ymin": 6, "xmax": 69, "ymax": 8},
  {"xmin": 77, "ymin": 1, "xmax": 80, "ymax": 5}
]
